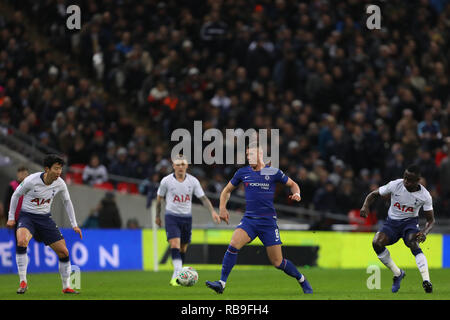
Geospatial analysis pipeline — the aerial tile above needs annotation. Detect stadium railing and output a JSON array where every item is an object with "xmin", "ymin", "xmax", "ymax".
[{"xmin": 0, "ymin": 124, "xmax": 63, "ymax": 166}]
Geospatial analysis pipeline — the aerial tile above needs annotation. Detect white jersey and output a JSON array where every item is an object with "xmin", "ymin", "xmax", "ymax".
[
  {"xmin": 8, "ymin": 172, "xmax": 78, "ymax": 227},
  {"xmin": 378, "ymin": 179, "xmax": 433, "ymax": 220},
  {"xmin": 157, "ymin": 173, "xmax": 205, "ymax": 216}
]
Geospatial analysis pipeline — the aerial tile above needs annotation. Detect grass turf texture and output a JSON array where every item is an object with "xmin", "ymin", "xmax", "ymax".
[{"xmin": 0, "ymin": 268, "xmax": 449, "ymax": 300}]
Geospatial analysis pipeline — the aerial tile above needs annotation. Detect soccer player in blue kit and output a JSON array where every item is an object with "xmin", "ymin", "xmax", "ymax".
[{"xmin": 206, "ymin": 145, "xmax": 313, "ymax": 294}]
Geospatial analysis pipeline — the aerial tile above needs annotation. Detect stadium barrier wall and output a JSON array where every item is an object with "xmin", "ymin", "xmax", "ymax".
[
  {"xmin": 0, "ymin": 229, "xmax": 142, "ymax": 274},
  {"xmin": 0, "ymin": 229, "xmax": 447, "ymax": 274},
  {"xmin": 142, "ymin": 229, "xmax": 445, "ymax": 270}
]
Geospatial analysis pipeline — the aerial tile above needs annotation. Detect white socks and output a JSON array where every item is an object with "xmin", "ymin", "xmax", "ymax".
[
  {"xmin": 377, "ymin": 248, "xmax": 402, "ymax": 277},
  {"xmin": 16, "ymin": 253, "xmax": 28, "ymax": 283},
  {"xmin": 59, "ymin": 260, "xmax": 72, "ymax": 289},
  {"xmin": 379, "ymin": 248, "xmax": 431, "ymax": 282},
  {"xmin": 298, "ymin": 274, "xmax": 305, "ymax": 283},
  {"xmin": 172, "ymin": 259, "xmax": 182, "ymax": 279},
  {"xmin": 415, "ymin": 253, "xmax": 430, "ymax": 282}
]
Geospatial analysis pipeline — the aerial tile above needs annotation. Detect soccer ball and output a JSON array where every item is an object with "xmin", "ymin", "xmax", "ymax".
[{"xmin": 177, "ymin": 266, "xmax": 198, "ymax": 286}]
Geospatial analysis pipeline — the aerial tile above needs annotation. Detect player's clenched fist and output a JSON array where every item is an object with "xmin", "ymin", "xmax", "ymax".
[
  {"xmin": 6, "ymin": 220, "xmax": 16, "ymax": 228},
  {"xmin": 155, "ymin": 215, "xmax": 162, "ymax": 227},
  {"xmin": 360, "ymin": 206, "xmax": 369, "ymax": 218},
  {"xmin": 415, "ymin": 231, "xmax": 426, "ymax": 243}
]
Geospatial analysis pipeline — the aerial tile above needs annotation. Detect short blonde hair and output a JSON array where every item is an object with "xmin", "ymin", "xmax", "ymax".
[{"xmin": 172, "ymin": 154, "xmax": 188, "ymax": 165}]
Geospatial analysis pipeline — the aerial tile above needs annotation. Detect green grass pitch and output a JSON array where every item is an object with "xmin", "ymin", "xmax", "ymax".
[{"xmin": 1, "ymin": 268, "xmax": 449, "ymax": 300}]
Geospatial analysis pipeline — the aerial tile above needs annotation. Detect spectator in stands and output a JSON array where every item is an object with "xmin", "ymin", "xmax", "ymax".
[
  {"xmin": 3, "ymin": 166, "xmax": 29, "ymax": 223},
  {"xmin": 67, "ymin": 136, "xmax": 90, "ymax": 165},
  {"xmin": 109, "ymin": 147, "xmax": 131, "ymax": 178},
  {"xmin": 82, "ymin": 204, "xmax": 100, "ymax": 229},
  {"xmin": 415, "ymin": 146, "xmax": 439, "ymax": 188},
  {"xmin": 126, "ymin": 218, "xmax": 140, "ymax": 229},
  {"xmin": 313, "ymin": 180, "xmax": 337, "ymax": 213},
  {"xmin": 418, "ymin": 109, "xmax": 442, "ymax": 150},
  {"xmin": 98, "ymin": 192, "xmax": 122, "ymax": 229},
  {"xmin": 82, "ymin": 154, "xmax": 108, "ymax": 186},
  {"xmin": 130, "ymin": 150, "xmax": 151, "ymax": 179},
  {"xmin": 139, "ymin": 172, "xmax": 160, "ymax": 210},
  {"xmin": 88, "ymin": 130, "xmax": 107, "ymax": 161},
  {"xmin": 396, "ymin": 109, "xmax": 418, "ymax": 140},
  {"xmin": 0, "ymin": 203, "xmax": 4, "ymax": 227},
  {"xmin": 336, "ymin": 179, "xmax": 359, "ymax": 215}
]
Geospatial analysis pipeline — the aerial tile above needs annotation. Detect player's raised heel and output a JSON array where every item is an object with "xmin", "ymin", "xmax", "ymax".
[
  {"xmin": 16, "ymin": 281, "xmax": 28, "ymax": 294},
  {"xmin": 422, "ymin": 280, "xmax": 432, "ymax": 293},
  {"xmin": 205, "ymin": 280, "xmax": 224, "ymax": 294},
  {"xmin": 62, "ymin": 288, "xmax": 79, "ymax": 294},
  {"xmin": 300, "ymin": 278, "xmax": 313, "ymax": 294},
  {"xmin": 391, "ymin": 269, "xmax": 405, "ymax": 293}
]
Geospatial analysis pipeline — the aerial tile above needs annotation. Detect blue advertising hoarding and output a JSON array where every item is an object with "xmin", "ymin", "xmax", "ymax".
[
  {"xmin": 443, "ymin": 235, "xmax": 450, "ymax": 268},
  {"xmin": 0, "ymin": 229, "xmax": 142, "ymax": 274}
]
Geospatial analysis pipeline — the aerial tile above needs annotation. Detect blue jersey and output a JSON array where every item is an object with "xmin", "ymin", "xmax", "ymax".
[{"xmin": 230, "ymin": 165, "xmax": 288, "ymax": 217}]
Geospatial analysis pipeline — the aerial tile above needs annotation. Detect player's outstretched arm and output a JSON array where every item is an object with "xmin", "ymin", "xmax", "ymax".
[
  {"xmin": 285, "ymin": 178, "xmax": 301, "ymax": 202},
  {"xmin": 199, "ymin": 195, "xmax": 221, "ymax": 224},
  {"xmin": 219, "ymin": 182, "xmax": 236, "ymax": 224},
  {"xmin": 61, "ymin": 184, "xmax": 81, "ymax": 238},
  {"xmin": 416, "ymin": 210, "xmax": 435, "ymax": 243},
  {"xmin": 360, "ymin": 189, "xmax": 381, "ymax": 218}
]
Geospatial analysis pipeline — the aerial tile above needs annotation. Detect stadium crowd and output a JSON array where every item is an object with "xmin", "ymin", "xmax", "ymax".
[{"xmin": 1, "ymin": 0, "xmax": 449, "ymax": 226}]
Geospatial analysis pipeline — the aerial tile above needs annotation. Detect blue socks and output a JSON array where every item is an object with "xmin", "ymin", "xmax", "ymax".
[
  {"xmin": 277, "ymin": 258, "xmax": 303, "ymax": 281},
  {"xmin": 220, "ymin": 246, "xmax": 239, "ymax": 282},
  {"xmin": 219, "ymin": 247, "xmax": 303, "ymax": 284}
]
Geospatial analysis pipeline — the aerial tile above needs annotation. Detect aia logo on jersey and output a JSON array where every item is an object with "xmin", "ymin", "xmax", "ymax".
[
  {"xmin": 393, "ymin": 202, "xmax": 413, "ymax": 213},
  {"xmin": 31, "ymin": 198, "xmax": 51, "ymax": 206},
  {"xmin": 173, "ymin": 194, "xmax": 190, "ymax": 203}
]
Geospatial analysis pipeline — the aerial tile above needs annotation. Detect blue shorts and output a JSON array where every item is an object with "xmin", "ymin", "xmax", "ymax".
[
  {"xmin": 165, "ymin": 214, "xmax": 192, "ymax": 244},
  {"xmin": 237, "ymin": 216, "xmax": 282, "ymax": 247},
  {"xmin": 379, "ymin": 216, "xmax": 420, "ymax": 246},
  {"xmin": 17, "ymin": 211, "xmax": 64, "ymax": 246}
]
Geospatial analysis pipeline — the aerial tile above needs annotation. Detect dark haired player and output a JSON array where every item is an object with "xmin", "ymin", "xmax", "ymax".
[
  {"xmin": 360, "ymin": 165, "xmax": 435, "ymax": 293},
  {"xmin": 206, "ymin": 146, "xmax": 313, "ymax": 294},
  {"xmin": 6, "ymin": 154, "xmax": 82, "ymax": 294}
]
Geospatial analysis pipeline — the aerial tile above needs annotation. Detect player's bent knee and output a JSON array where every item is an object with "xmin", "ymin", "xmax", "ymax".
[
  {"xmin": 272, "ymin": 259, "xmax": 283, "ymax": 267},
  {"xmin": 372, "ymin": 240, "xmax": 385, "ymax": 255},
  {"xmin": 229, "ymin": 240, "xmax": 245, "ymax": 250},
  {"xmin": 57, "ymin": 248, "xmax": 69, "ymax": 259},
  {"xmin": 16, "ymin": 238, "xmax": 29, "ymax": 248}
]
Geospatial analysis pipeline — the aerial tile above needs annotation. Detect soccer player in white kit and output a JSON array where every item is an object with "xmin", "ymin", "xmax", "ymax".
[
  {"xmin": 155, "ymin": 155, "xmax": 221, "ymax": 286},
  {"xmin": 360, "ymin": 165, "xmax": 435, "ymax": 293},
  {"xmin": 6, "ymin": 154, "xmax": 82, "ymax": 294}
]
